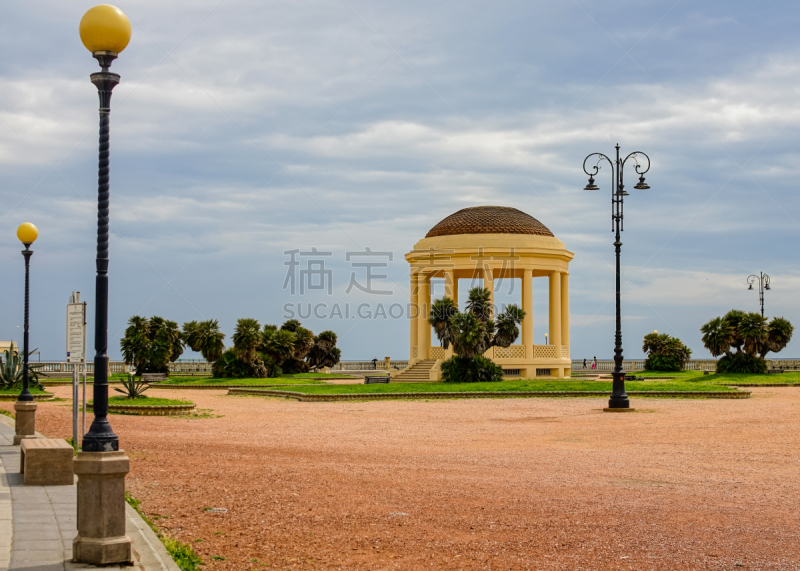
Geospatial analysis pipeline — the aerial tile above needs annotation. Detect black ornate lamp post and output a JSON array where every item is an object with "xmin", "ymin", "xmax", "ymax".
[
  {"xmin": 747, "ymin": 272, "xmax": 770, "ymax": 317},
  {"xmin": 582, "ymin": 144, "xmax": 651, "ymax": 411},
  {"xmin": 16, "ymin": 223, "xmax": 38, "ymax": 402},
  {"xmin": 79, "ymin": 5, "xmax": 131, "ymax": 453},
  {"xmin": 73, "ymin": 7, "xmax": 134, "ymax": 566}
]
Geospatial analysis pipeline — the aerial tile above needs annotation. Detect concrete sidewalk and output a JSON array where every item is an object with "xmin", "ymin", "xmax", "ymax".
[{"xmin": 0, "ymin": 414, "xmax": 179, "ymax": 571}]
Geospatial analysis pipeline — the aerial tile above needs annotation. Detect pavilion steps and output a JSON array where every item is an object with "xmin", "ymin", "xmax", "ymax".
[{"xmin": 391, "ymin": 360, "xmax": 438, "ymax": 383}]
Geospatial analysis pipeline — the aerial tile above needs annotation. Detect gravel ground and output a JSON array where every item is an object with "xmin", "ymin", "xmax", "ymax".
[{"xmin": 7, "ymin": 387, "xmax": 800, "ymax": 570}]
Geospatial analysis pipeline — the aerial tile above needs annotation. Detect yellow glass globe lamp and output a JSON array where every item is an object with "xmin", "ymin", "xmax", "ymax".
[
  {"xmin": 17, "ymin": 223, "xmax": 38, "ymax": 246},
  {"xmin": 79, "ymin": 5, "xmax": 131, "ymax": 55}
]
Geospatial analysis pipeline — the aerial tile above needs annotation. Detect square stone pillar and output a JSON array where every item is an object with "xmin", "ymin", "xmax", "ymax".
[
  {"xmin": 13, "ymin": 401, "xmax": 37, "ymax": 445},
  {"xmin": 522, "ymin": 269, "xmax": 533, "ymax": 359},
  {"xmin": 416, "ymin": 274, "xmax": 431, "ymax": 360},
  {"xmin": 73, "ymin": 451, "xmax": 132, "ymax": 565},
  {"xmin": 409, "ymin": 272, "xmax": 419, "ymax": 360}
]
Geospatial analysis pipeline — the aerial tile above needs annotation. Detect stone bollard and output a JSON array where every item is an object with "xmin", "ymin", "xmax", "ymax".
[
  {"xmin": 73, "ymin": 451, "xmax": 132, "ymax": 565},
  {"xmin": 13, "ymin": 402, "xmax": 37, "ymax": 445}
]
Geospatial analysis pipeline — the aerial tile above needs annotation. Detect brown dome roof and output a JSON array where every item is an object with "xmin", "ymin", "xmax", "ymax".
[{"xmin": 425, "ymin": 206, "xmax": 554, "ymax": 238}]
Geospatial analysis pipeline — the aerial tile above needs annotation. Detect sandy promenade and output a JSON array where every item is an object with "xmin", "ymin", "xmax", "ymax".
[{"xmin": 5, "ymin": 386, "xmax": 799, "ymax": 570}]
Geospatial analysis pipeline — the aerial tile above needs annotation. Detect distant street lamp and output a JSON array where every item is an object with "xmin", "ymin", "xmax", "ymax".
[
  {"xmin": 16, "ymin": 223, "xmax": 38, "ymax": 402},
  {"xmin": 13, "ymin": 223, "xmax": 39, "ymax": 445},
  {"xmin": 747, "ymin": 272, "xmax": 770, "ymax": 317},
  {"xmin": 582, "ymin": 144, "xmax": 651, "ymax": 411}
]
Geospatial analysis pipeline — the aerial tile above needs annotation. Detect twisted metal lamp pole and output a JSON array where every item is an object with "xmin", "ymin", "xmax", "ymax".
[
  {"xmin": 81, "ymin": 51, "xmax": 120, "ymax": 452},
  {"xmin": 582, "ymin": 144, "xmax": 651, "ymax": 410},
  {"xmin": 747, "ymin": 272, "xmax": 770, "ymax": 318}
]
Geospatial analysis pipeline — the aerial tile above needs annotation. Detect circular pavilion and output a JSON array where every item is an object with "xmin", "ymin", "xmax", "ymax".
[{"xmin": 402, "ymin": 206, "xmax": 574, "ymax": 380}]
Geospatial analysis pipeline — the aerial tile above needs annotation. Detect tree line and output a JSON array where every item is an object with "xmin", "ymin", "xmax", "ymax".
[{"xmin": 120, "ymin": 317, "xmax": 340, "ymax": 378}]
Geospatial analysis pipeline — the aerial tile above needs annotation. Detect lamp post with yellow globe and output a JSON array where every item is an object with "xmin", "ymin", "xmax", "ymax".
[
  {"xmin": 78, "ymin": 4, "xmax": 130, "ymax": 454},
  {"xmin": 72, "ymin": 6, "xmax": 133, "ymax": 566},
  {"xmin": 16, "ymin": 223, "xmax": 38, "ymax": 402},
  {"xmin": 12, "ymin": 223, "xmax": 39, "ymax": 446}
]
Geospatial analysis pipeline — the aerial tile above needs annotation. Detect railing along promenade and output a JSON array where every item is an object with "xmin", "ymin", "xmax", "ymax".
[
  {"xmin": 571, "ymin": 359, "xmax": 800, "ymax": 372},
  {"xmin": 29, "ymin": 358, "xmax": 800, "ymax": 377}
]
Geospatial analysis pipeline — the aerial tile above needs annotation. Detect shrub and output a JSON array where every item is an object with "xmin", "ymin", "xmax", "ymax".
[
  {"xmin": 440, "ymin": 355, "xmax": 503, "ymax": 383},
  {"xmin": 644, "ymin": 354, "xmax": 683, "ymax": 372},
  {"xmin": 716, "ymin": 352, "xmax": 768, "ymax": 374},
  {"xmin": 212, "ymin": 350, "xmax": 280, "ymax": 378},
  {"xmin": 642, "ymin": 332, "xmax": 691, "ymax": 371}
]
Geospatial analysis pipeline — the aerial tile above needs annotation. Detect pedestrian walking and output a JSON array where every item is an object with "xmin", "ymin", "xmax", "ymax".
[
  {"xmin": 583, "ymin": 358, "xmax": 587, "ymax": 369},
  {"xmin": 591, "ymin": 356, "xmax": 597, "ymax": 369}
]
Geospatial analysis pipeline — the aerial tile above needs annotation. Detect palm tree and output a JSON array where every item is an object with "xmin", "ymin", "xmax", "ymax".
[
  {"xmin": 466, "ymin": 287, "xmax": 493, "ymax": 321},
  {"xmin": 700, "ymin": 317, "xmax": 733, "ymax": 357},
  {"xmin": 196, "ymin": 319, "xmax": 226, "ymax": 362},
  {"xmin": 429, "ymin": 297, "xmax": 458, "ymax": 350},
  {"xmin": 182, "ymin": 320, "xmax": 200, "ymax": 351},
  {"xmin": 449, "ymin": 312, "xmax": 487, "ymax": 358},
  {"xmin": 120, "ymin": 316, "xmax": 151, "ymax": 374},
  {"xmin": 308, "ymin": 331, "xmax": 340, "ymax": 370},
  {"xmin": 232, "ymin": 318, "xmax": 262, "ymax": 364},
  {"xmin": 493, "ymin": 304, "xmax": 525, "ymax": 347},
  {"xmin": 763, "ymin": 317, "xmax": 794, "ymax": 357},
  {"xmin": 263, "ymin": 329, "xmax": 295, "ymax": 365},
  {"xmin": 738, "ymin": 312, "xmax": 768, "ymax": 356},
  {"xmin": 281, "ymin": 319, "xmax": 301, "ymax": 332},
  {"xmin": 292, "ymin": 327, "xmax": 315, "ymax": 360}
]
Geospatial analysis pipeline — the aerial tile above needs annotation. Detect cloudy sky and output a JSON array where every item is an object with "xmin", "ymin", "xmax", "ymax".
[{"xmin": 1, "ymin": 0, "xmax": 799, "ymax": 362}]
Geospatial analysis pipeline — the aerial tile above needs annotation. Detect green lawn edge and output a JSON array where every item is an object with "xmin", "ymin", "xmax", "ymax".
[{"xmin": 227, "ymin": 379, "xmax": 738, "ymax": 395}]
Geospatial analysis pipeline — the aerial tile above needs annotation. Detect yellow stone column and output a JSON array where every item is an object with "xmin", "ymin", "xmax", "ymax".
[
  {"xmin": 417, "ymin": 273, "xmax": 431, "ymax": 360},
  {"xmin": 485, "ymin": 266, "xmax": 495, "ymax": 359},
  {"xmin": 409, "ymin": 272, "xmax": 419, "ymax": 360},
  {"xmin": 549, "ymin": 271, "xmax": 562, "ymax": 374},
  {"xmin": 444, "ymin": 270, "xmax": 456, "ymax": 358},
  {"xmin": 560, "ymin": 272, "xmax": 570, "ymax": 353},
  {"xmin": 522, "ymin": 269, "xmax": 533, "ymax": 360}
]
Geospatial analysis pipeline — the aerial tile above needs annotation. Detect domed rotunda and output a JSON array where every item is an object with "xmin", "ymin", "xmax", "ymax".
[{"xmin": 400, "ymin": 206, "xmax": 574, "ymax": 380}]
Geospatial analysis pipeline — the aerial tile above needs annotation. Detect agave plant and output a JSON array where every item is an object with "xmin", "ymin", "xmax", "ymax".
[
  {"xmin": 0, "ymin": 343, "xmax": 43, "ymax": 390},
  {"xmin": 113, "ymin": 375, "xmax": 149, "ymax": 399}
]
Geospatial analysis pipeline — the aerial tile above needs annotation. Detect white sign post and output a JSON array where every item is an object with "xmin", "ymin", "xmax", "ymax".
[{"xmin": 68, "ymin": 292, "xmax": 87, "ymax": 450}]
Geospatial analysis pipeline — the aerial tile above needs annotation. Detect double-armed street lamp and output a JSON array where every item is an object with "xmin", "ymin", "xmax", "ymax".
[
  {"xmin": 582, "ymin": 144, "xmax": 651, "ymax": 411},
  {"xmin": 747, "ymin": 272, "xmax": 770, "ymax": 317}
]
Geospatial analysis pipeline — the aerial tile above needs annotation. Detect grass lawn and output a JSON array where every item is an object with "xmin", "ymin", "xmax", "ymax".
[
  {"xmin": 703, "ymin": 371, "xmax": 800, "ymax": 385},
  {"xmin": 0, "ymin": 387, "xmax": 48, "ymax": 394},
  {"xmin": 628, "ymin": 370, "xmax": 704, "ymax": 378},
  {"xmin": 252, "ymin": 379, "xmax": 738, "ymax": 395},
  {"xmin": 282, "ymin": 372, "xmax": 356, "ymax": 378},
  {"xmin": 165, "ymin": 377, "xmax": 328, "ymax": 385},
  {"xmin": 629, "ymin": 370, "xmax": 800, "ymax": 385},
  {"xmin": 100, "ymin": 396, "xmax": 194, "ymax": 406}
]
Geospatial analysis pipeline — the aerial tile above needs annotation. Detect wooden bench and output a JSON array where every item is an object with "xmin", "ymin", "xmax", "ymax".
[
  {"xmin": 142, "ymin": 373, "xmax": 168, "ymax": 383},
  {"xmin": 20, "ymin": 438, "xmax": 74, "ymax": 486},
  {"xmin": 364, "ymin": 376, "xmax": 390, "ymax": 384}
]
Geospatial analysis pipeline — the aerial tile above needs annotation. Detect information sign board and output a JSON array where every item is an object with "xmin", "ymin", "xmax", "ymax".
[{"xmin": 67, "ymin": 302, "xmax": 86, "ymax": 363}]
